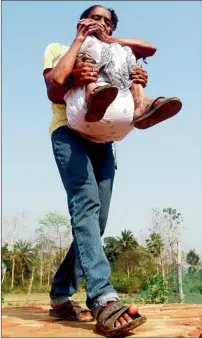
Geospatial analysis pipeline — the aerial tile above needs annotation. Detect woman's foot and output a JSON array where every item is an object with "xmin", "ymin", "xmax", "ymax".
[
  {"xmin": 133, "ymin": 97, "xmax": 150, "ymax": 120},
  {"xmin": 133, "ymin": 96, "xmax": 182, "ymax": 129},
  {"xmin": 85, "ymin": 85, "xmax": 118, "ymax": 122}
]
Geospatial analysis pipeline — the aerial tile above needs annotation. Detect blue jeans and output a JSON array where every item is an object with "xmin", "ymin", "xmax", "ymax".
[{"xmin": 50, "ymin": 126, "xmax": 119, "ymax": 310}]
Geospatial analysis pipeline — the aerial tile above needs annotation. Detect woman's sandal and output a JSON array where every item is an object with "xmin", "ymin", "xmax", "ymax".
[
  {"xmin": 133, "ymin": 96, "xmax": 182, "ymax": 129},
  {"xmin": 93, "ymin": 301, "xmax": 146, "ymax": 337},
  {"xmin": 85, "ymin": 85, "xmax": 118, "ymax": 122},
  {"xmin": 49, "ymin": 300, "xmax": 93, "ymax": 322}
]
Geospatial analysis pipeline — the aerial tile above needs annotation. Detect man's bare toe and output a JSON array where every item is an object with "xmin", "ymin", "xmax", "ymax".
[
  {"xmin": 119, "ymin": 316, "xmax": 128, "ymax": 325},
  {"xmin": 116, "ymin": 305, "xmax": 138, "ymax": 327},
  {"xmin": 127, "ymin": 304, "xmax": 139, "ymax": 316},
  {"xmin": 123, "ymin": 313, "xmax": 133, "ymax": 322},
  {"xmin": 115, "ymin": 320, "xmax": 121, "ymax": 327}
]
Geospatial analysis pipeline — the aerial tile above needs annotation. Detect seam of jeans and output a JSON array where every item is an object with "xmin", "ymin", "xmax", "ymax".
[
  {"xmin": 72, "ymin": 227, "xmax": 92, "ymax": 299},
  {"xmin": 52, "ymin": 138, "xmax": 97, "ymax": 300},
  {"xmin": 52, "ymin": 140, "xmax": 81, "ymax": 297}
]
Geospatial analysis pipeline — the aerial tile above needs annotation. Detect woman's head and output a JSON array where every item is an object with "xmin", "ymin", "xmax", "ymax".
[{"xmin": 79, "ymin": 5, "xmax": 119, "ymax": 35}]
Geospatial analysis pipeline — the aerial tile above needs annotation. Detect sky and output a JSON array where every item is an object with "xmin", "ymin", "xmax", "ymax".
[{"xmin": 2, "ymin": 1, "xmax": 202, "ymax": 256}]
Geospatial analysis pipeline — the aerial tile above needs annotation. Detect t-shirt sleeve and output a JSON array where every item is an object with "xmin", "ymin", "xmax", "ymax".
[{"xmin": 43, "ymin": 42, "xmax": 62, "ymax": 72}]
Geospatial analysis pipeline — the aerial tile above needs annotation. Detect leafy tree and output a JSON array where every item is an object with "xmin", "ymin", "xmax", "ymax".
[
  {"xmin": 1, "ymin": 243, "xmax": 11, "ymax": 272},
  {"xmin": 186, "ymin": 249, "xmax": 200, "ymax": 268},
  {"xmin": 10, "ymin": 240, "xmax": 36, "ymax": 288},
  {"xmin": 34, "ymin": 227, "xmax": 57, "ymax": 287},
  {"xmin": 36, "ymin": 212, "xmax": 71, "ymax": 286},
  {"xmin": 116, "ymin": 230, "xmax": 138, "ymax": 252},
  {"xmin": 103, "ymin": 237, "xmax": 119, "ymax": 265},
  {"xmin": 38, "ymin": 211, "xmax": 71, "ymax": 253},
  {"xmin": 146, "ymin": 232, "xmax": 164, "ymax": 275},
  {"xmin": 115, "ymin": 250, "xmax": 140, "ymax": 278},
  {"xmin": 150, "ymin": 207, "xmax": 183, "ymax": 276}
]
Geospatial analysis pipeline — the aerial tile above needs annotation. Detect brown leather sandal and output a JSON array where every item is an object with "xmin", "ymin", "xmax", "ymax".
[
  {"xmin": 49, "ymin": 300, "xmax": 93, "ymax": 322},
  {"xmin": 93, "ymin": 301, "xmax": 146, "ymax": 337},
  {"xmin": 85, "ymin": 85, "xmax": 118, "ymax": 122},
  {"xmin": 134, "ymin": 96, "xmax": 182, "ymax": 129}
]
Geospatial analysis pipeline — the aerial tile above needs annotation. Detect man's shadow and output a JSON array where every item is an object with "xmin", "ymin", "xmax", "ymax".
[{"xmin": 2, "ymin": 306, "xmax": 96, "ymax": 332}]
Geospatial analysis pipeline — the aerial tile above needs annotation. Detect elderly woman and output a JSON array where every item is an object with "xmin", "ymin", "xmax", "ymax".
[{"xmin": 43, "ymin": 5, "xmax": 161, "ymax": 337}]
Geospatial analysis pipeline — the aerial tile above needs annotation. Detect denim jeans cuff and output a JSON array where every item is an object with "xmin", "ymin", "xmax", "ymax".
[
  {"xmin": 92, "ymin": 292, "xmax": 120, "ymax": 318},
  {"xmin": 50, "ymin": 295, "xmax": 70, "ymax": 306}
]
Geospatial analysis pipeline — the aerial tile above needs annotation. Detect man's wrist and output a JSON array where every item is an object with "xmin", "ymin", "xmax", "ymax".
[{"xmin": 108, "ymin": 36, "xmax": 116, "ymax": 44}]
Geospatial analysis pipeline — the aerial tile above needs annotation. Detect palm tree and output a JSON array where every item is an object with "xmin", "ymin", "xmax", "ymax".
[
  {"xmin": 117, "ymin": 230, "xmax": 138, "ymax": 252},
  {"xmin": 146, "ymin": 232, "xmax": 164, "ymax": 276},
  {"xmin": 116, "ymin": 230, "xmax": 139, "ymax": 278},
  {"xmin": 10, "ymin": 240, "xmax": 36, "ymax": 288}
]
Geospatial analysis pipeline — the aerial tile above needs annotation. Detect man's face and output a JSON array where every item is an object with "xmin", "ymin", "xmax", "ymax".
[{"xmin": 88, "ymin": 6, "xmax": 113, "ymax": 35}]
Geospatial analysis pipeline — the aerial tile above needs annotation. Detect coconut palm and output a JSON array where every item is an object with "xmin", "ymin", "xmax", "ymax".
[
  {"xmin": 10, "ymin": 240, "xmax": 36, "ymax": 288},
  {"xmin": 116, "ymin": 230, "xmax": 138, "ymax": 252},
  {"xmin": 146, "ymin": 232, "xmax": 164, "ymax": 275}
]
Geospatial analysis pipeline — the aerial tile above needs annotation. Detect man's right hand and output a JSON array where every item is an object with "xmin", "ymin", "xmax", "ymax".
[{"xmin": 71, "ymin": 55, "xmax": 99, "ymax": 87}]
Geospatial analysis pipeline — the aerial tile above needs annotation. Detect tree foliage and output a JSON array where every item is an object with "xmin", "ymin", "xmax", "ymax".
[{"xmin": 187, "ymin": 249, "xmax": 200, "ymax": 267}]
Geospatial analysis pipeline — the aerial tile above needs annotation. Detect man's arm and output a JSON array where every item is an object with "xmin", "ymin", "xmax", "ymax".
[
  {"xmin": 110, "ymin": 37, "xmax": 156, "ymax": 58},
  {"xmin": 44, "ymin": 56, "xmax": 148, "ymax": 103},
  {"xmin": 43, "ymin": 55, "xmax": 99, "ymax": 103},
  {"xmin": 96, "ymin": 31, "xmax": 157, "ymax": 58},
  {"xmin": 44, "ymin": 69, "xmax": 69, "ymax": 103},
  {"xmin": 43, "ymin": 19, "xmax": 102, "ymax": 103}
]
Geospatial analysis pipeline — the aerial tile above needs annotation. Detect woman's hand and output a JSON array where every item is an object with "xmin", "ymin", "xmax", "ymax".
[{"xmin": 76, "ymin": 18, "xmax": 104, "ymax": 42}]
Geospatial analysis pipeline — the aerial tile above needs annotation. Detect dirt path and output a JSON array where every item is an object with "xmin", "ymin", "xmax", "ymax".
[{"xmin": 2, "ymin": 304, "xmax": 202, "ymax": 337}]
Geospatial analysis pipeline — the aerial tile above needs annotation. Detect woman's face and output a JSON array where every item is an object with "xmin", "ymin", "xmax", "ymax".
[{"xmin": 88, "ymin": 6, "xmax": 114, "ymax": 35}]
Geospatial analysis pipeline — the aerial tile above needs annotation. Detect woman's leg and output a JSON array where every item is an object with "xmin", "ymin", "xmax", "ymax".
[
  {"xmin": 130, "ymin": 82, "xmax": 147, "ymax": 119},
  {"xmin": 79, "ymin": 36, "xmax": 119, "ymax": 122},
  {"xmin": 130, "ymin": 82, "xmax": 182, "ymax": 129}
]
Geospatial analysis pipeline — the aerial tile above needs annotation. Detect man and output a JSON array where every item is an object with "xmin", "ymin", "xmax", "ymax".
[{"xmin": 43, "ymin": 5, "xmax": 149, "ymax": 336}]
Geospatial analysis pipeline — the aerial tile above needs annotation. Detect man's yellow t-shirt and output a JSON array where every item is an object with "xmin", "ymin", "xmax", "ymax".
[{"xmin": 43, "ymin": 43, "xmax": 70, "ymax": 135}]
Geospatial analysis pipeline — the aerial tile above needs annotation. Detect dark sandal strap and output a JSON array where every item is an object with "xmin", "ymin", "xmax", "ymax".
[
  {"xmin": 149, "ymin": 96, "xmax": 165, "ymax": 111},
  {"xmin": 58, "ymin": 300, "xmax": 89, "ymax": 316},
  {"xmin": 132, "ymin": 97, "xmax": 166, "ymax": 124},
  {"xmin": 91, "ymin": 84, "xmax": 114, "ymax": 95},
  {"xmin": 104, "ymin": 306, "xmax": 129, "ymax": 330},
  {"xmin": 96, "ymin": 302, "xmax": 128, "ymax": 330}
]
